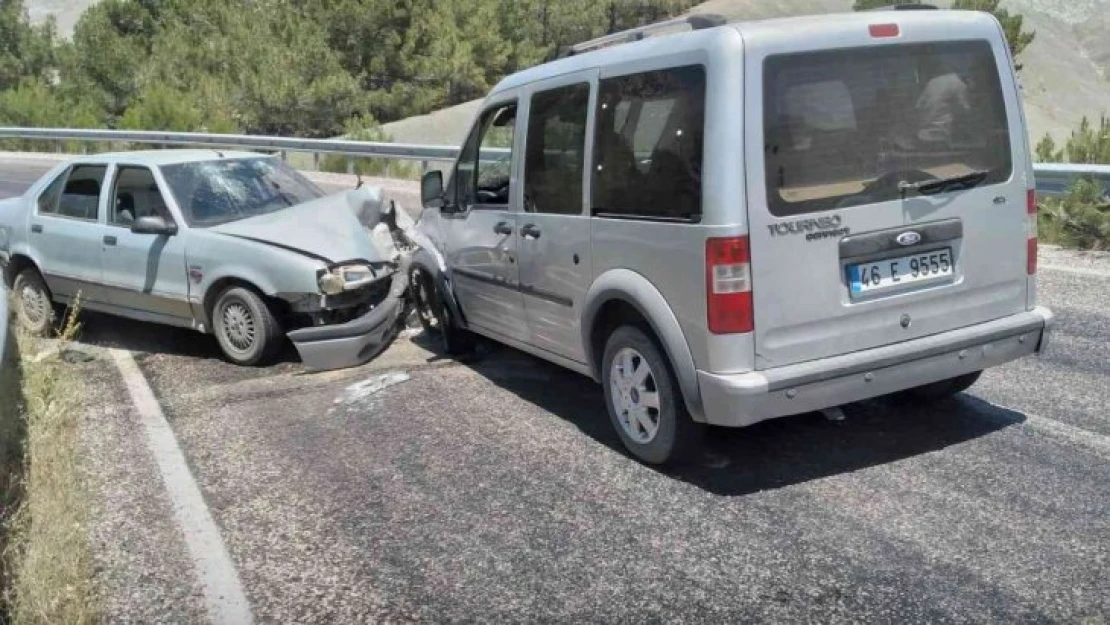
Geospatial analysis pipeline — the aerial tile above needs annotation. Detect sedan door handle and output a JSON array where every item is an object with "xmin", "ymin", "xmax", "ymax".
[
  {"xmin": 30, "ymin": 224, "xmax": 43, "ymax": 234},
  {"xmin": 493, "ymin": 221, "xmax": 513, "ymax": 235},
  {"xmin": 521, "ymin": 224, "xmax": 541, "ymax": 239},
  {"xmin": 103, "ymin": 235, "xmax": 117, "ymax": 246}
]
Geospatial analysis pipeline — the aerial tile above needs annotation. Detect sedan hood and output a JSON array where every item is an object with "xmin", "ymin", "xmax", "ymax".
[{"xmin": 208, "ymin": 188, "xmax": 385, "ymax": 265}]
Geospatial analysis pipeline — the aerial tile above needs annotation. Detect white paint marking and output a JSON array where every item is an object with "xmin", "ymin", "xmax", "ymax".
[
  {"xmin": 1020, "ymin": 412, "xmax": 1110, "ymax": 459},
  {"xmin": 335, "ymin": 370, "xmax": 410, "ymax": 405},
  {"xmin": 1040, "ymin": 264, "xmax": 1110, "ymax": 279},
  {"xmin": 110, "ymin": 349, "xmax": 254, "ymax": 625}
]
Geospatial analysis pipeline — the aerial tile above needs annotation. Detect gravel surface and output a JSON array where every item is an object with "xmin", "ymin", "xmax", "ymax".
[
  {"xmin": 75, "ymin": 349, "xmax": 209, "ymax": 624},
  {"xmin": 2, "ymin": 153, "xmax": 1107, "ymax": 622}
]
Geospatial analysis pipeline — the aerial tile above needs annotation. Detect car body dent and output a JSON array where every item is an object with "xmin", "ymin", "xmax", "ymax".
[
  {"xmin": 581, "ymin": 268, "xmax": 705, "ymax": 422},
  {"xmin": 206, "ymin": 189, "xmax": 387, "ymax": 265}
]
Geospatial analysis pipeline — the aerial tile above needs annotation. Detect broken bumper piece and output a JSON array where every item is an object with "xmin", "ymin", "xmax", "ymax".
[{"xmin": 288, "ymin": 273, "xmax": 406, "ymax": 372}]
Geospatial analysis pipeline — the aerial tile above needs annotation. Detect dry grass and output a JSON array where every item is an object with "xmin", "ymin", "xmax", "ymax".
[{"xmin": 2, "ymin": 298, "xmax": 96, "ymax": 625}]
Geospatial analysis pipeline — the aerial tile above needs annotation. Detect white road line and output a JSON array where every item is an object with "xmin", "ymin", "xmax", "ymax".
[
  {"xmin": 110, "ymin": 349, "xmax": 254, "ymax": 625},
  {"xmin": 1040, "ymin": 263, "xmax": 1110, "ymax": 279},
  {"xmin": 1020, "ymin": 413, "xmax": 1110, "ymax": 459}
]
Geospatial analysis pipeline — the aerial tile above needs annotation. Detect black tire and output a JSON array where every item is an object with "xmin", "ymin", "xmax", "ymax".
[
  {"xmin": 211, "ymin": 286, "xmax": 283, "ymax": 366},
  {"xmin": 409, "ymin": 267, "xmax": 473, "ymax": 356},
  {"xmin": 903, "ymin": 371, "xmax": 982, "ymax": 401},
  {"xmin": 601, "ymin": 325, "xmax": 703, "ymax": 465},
  {"xmin": 12, "ymin": 268, "xmax": 55, "ymax": 336}
]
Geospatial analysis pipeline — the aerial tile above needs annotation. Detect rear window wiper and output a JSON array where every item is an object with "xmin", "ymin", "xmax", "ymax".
[{"xmin": 899, "ymin": 170, "xmax": 989, "ymax": 198}]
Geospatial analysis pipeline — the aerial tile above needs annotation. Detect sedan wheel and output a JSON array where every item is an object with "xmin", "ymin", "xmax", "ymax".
[
  {"xmin": 212, "ymin": 286, "xmax": 282, "ymax": 366},
  {"xmin": 13, "ymin": 269, "xmax": 55, "ymax": 336}
]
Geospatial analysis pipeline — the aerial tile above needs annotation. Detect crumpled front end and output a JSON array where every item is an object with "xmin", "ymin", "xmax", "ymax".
[{"xmin": 286, "ymin": 187, "xmax": 420, "ymax": 371}]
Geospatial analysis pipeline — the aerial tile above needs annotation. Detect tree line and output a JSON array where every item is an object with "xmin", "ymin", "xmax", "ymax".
[{"xmin": 0, "ymin": 0, "xmax": 696, "ymax": 138}]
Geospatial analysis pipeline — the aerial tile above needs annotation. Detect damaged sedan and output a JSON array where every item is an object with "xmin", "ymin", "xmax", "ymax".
[{"xmin": 0, "ymin": 150, "xmax": 411, "ymax": 370}]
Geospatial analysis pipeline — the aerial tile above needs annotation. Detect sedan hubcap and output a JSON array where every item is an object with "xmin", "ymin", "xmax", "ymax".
[
  {"xmin": 609, "ymin": 347, "xmax": 661, "ymax": 444},
  {"xmin": 222, "ymin": 302, "xmax": 256, "ymax": 352},
  {"xmin": 20, "ymin": 283, "xmax": 48, "ymax": 326}
]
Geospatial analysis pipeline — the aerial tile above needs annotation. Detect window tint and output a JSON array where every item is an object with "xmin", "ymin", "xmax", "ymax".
[
  {"xmin": 525, "ymin": 83, "xmax": 589, "ymax": 215},
  {"xmin": 55, "ymin": 165, "xmax": 107, "ymax": 220},
  {"xmin": 37, "ymin": 170, "xmax": 67, "ymax": 215},
  {"xmin": 593, "ymin": 66, "xmax": 705, "ymax": 221},
  {"xmin": 764, "ymin": 41, "xmax": 1012, "ymax": 216},
  {"xmin": 456, "ymin": 102, "xmax": 516, "ymax": 208},
  {"xmin": 110, "ymin": 167, "xmax": 170, "ymax": 227}
]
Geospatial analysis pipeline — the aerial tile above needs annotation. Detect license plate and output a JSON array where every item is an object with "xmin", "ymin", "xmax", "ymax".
[{"xmin": 848, "ymin": 248, "xmax": 953, "ymax": 295}]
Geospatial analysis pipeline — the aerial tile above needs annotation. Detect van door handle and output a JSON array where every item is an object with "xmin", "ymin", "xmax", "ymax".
[
  {"xmin": 103, "ymin": 235, "xmax": 117, "ymax": 246},
  {"xmin": 493, "ymin": 221, "xmax": 513, "ymax": 235},
  {"xmin": 521, "ymin": 224, "xmax": 541, "ymax": 239},
  {"xmin": 30, "ymin": 224, "xmax": 43, "ymax": 234}
]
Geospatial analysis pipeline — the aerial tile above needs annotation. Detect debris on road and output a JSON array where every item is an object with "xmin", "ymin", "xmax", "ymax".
[{"xmin": 334, "ymin": 371, "xmax": 412, "ymax": 406}]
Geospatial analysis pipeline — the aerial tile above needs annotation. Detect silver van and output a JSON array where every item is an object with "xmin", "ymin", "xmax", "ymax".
[{"xmin": 411, "ymin": 8, "xmax": 1054, "ymax": 464}]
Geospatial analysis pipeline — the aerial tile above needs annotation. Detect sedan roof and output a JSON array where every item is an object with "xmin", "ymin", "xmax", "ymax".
[{"xmin": 69, "ymin": 149, "xmax": 268, "ymax": 167}]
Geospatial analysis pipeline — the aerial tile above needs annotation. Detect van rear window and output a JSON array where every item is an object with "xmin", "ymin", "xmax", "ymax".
[{"xmin": 763, "ymin": 41, "xmax": 1012, "ymax": 216}]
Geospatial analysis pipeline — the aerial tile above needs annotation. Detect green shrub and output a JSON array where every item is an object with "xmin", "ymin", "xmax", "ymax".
[
  {"xmin": 1038, "ymin": 177, "xmax": 1110, "ymax": 250},
  {"xmin": 320, "ymin": 115, "xmax": 419, "ymax": 180}
]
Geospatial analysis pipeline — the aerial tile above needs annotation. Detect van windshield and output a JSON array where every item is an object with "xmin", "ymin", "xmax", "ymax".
[{"xmin": 763, "ymin": 40, "xmax": 1012, "ymax": 216}]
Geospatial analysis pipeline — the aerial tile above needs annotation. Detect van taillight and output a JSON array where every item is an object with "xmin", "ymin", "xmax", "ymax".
[
  {"xmin": 869, "ymin": 23, "xmax": 900, "ymax": 38},
  {"xmin": 1027, "ymin": 189, "xmax": 1038, "ymax": 275},
  {"xmin": 706, "ymin": 236, "xmax": 753, "ymax": 334}
]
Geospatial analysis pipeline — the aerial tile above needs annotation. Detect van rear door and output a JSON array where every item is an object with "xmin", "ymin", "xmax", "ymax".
[{"xmin": 743, "ymin": 14, "xmax": 1031, "ymax": 370}]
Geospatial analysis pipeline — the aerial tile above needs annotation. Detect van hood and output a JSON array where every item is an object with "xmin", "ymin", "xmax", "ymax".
[{"xmin": 207, "ymin": 188, "xmax": 385, "ymax": 265}]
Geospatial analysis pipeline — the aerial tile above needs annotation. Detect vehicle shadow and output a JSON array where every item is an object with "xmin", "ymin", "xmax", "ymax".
[
  {"xmin": 64, "ymin": 310, "xmax": 301, "ymax": 366},
  {"xmin": 456, "ymin": 340, "xmax": 1027, "ymax": 497}
]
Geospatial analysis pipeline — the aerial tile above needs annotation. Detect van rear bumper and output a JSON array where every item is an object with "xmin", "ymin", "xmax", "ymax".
[{"xmin": 697, "ymin": 307, "xmax": 1054, "ymax": 427}]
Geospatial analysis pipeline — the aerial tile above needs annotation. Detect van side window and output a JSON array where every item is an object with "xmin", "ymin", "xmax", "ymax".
[
  {"xmin": 763, "ymin": 41, "xmax": 1012, "ymax": 216},
  {"xmin": 524, "ymin": 83, "xmax": 589, "ymax": 215},
  {"xmin": 54, "ymin": 165, "xmax": 108, "ymax": 221},
  {"xmin": 592, "ymin": 66, "xmax": 705, "ymax": 221},
  {"xmin": 456, "ymin": 102, "xmax": 517, "ymax": 209}
]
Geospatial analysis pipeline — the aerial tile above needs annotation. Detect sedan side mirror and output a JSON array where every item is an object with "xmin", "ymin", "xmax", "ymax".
[
  {"xmin": 421, "ymin": 170, "xmax": 445, "ymax": 210},
  {"xmin": 131, "ymin": 215, "xmax": 178, "ymax": 236}
]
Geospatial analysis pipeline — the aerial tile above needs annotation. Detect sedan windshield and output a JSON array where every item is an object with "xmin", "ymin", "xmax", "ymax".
[{"xmin": 161, "ymin": 157, "xmax": 325, "ymax": 226}]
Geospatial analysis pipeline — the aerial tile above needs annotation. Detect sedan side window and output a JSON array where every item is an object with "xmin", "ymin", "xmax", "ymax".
[
  {"xmin": 37, "ymin": 170, "xmax": 68, "ymax": 215},
  {"xmin": 110, "ymin": 167, "xmax": 170, "ymax": 227},
  {"xmin": 54, "ymin": 165, "xmax": 108, "ymax": 221},
  {"xmin": 456, "ymin": 102, "xmax": 517, "ymax": 209}
]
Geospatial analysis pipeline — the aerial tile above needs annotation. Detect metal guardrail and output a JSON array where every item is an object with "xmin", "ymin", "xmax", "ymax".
[
  {"xmin": 0, "ymin": 127, "xmax": 462, "ymax": 165},
  {"xmin": 1, "ymin": 127, "xmax": 1106, "ymax": 189}
]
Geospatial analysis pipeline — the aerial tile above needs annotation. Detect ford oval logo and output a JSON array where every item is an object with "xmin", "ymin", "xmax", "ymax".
[{"xmin": 896, "ymin": 231, "xmax": 922, "ymax": 246}]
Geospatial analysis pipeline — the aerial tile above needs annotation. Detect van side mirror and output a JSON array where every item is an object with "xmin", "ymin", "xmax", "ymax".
[
  {"xmin": 131, "ymin": 215, "xmax": 178, "ymax": 236},
  {"xmin": 421, "ymin": 170, "xmax": 445, "ymax": 210}
]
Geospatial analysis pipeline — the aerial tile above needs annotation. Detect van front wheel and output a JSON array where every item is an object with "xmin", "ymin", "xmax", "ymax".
[{"xmin": 601, "ymin": 326, "xmax": 703, "ymax": 465}]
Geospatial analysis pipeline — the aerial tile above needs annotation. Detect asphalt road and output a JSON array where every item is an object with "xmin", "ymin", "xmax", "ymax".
[{"xmin": 3, "ymin": 154, "xmax": 1108, "ymax": 622}]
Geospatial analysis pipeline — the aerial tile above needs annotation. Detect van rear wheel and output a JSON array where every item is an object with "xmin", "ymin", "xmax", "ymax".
[
  {"xmin": 601, "ymin": 325, "xmax": 703, "ymax": 465},
  {"xmin": 903, "ymin": 371, "xmax": 982, "ymax": 401}
]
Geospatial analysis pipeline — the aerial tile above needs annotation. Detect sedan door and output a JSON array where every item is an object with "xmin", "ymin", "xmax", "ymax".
[
  {"xmin": 30, "ymin": 164, "xmax": 110, "ymax": 306},
  {"xmin": 443, "ymin": 98, "xmax": 530, "ymax": 342},
  {"xmin": 100, "ymin": 165, "xmax": 192, "ymax": 324}
]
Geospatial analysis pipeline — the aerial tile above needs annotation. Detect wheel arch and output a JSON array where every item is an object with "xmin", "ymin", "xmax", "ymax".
[
  {"xmin": 3, "ymin": 253, "xmax": 42, "ymax": 289},
  {"xmin": 410, "ymin": 248, "xmax": 467, "ymax": 328},
  {"xmin": 582, "ymin": 269, "xmax": 705, "ymax": 421}
]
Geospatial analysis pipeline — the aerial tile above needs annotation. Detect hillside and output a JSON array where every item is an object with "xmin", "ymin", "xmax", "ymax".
[
  {"xmin": 24, "ymin": 0, "xmax": 1110, "ymax": 145},
  {"xmin": 382, "ymin": 0, "xmax": 1110, "ymax": 147}
]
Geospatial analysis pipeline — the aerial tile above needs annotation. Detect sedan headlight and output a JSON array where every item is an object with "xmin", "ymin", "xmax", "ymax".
[{"xmin": 318, "ymin": 264, "xmax": 377, "ymax": 295}]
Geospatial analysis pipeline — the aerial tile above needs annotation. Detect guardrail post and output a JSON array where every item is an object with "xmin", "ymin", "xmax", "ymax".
[
  {"xmin": 346, "ymin": 157, "xmax": 354, "ymax": 175},
  {"xmin": 280, "ymin": 150, "xmax": 287, "ymax": 163},
  {"xmin": 312, "ymin": 152, "xmax": 320, "ymax": 172},
  {"xmin": 421, "ymin": 160, "xmax": 429, "ymax": 175}
]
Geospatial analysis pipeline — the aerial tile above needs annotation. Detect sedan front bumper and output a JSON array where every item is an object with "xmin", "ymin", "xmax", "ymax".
[{"xmin": 287, "ymin": 273, "xmax": 406, "ymax": 371}]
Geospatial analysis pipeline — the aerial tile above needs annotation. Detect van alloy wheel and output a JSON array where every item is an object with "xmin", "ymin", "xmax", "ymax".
[{"xmin": 609, "ymin": 347, "xmax": 662, "ymax": 444}]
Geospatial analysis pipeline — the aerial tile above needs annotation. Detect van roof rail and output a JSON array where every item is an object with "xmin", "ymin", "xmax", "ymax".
[
  {"xmin": 867, "ymin": 3, "xmax": 938, "ymax": 9},
  {"xmin": 558, "ymin": 13, "xmax": 727, "ymax": 59}
]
